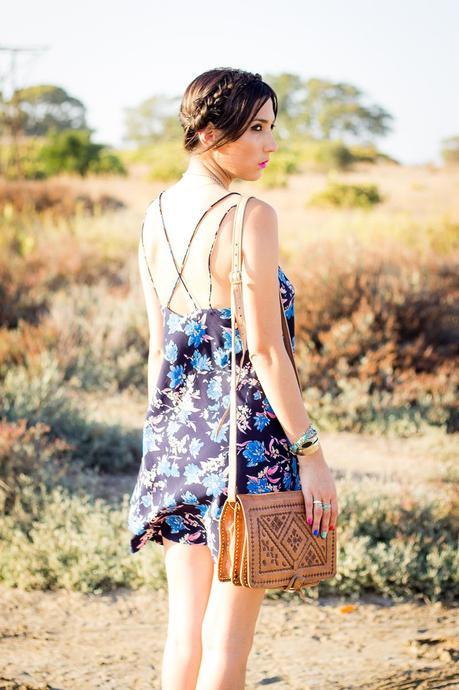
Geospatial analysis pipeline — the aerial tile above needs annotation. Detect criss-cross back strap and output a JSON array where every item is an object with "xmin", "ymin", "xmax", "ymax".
[{"xmin": 158, "ymin": 190, "xmax": 241, "ymax": 310}]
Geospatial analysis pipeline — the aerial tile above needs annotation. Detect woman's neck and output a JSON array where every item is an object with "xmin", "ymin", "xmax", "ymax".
[{"xmin": 182, "ymin": 158, "xmax": 232, "ymax": 190}]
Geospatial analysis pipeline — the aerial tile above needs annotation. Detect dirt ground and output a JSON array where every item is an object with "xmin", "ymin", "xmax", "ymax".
[
  {"xmin": 0, "ymin": 586, "xmax": 457, "ymax": 690},
  {"xmin": 1, "ymin": 429, "xmax": 458, "ymax": 690}
]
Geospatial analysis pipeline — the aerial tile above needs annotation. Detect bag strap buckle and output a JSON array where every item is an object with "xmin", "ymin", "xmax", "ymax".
[{"xmin": 230, "ymin": 269, "xmax": 242, "ymax": 284}]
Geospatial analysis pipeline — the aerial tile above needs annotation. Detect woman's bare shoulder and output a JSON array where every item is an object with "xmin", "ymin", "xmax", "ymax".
[{"xmin": 243, "ymin": 196, "xmax": 278, "ymax": 247}]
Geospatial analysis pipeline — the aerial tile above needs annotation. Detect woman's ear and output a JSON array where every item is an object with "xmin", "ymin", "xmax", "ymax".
[{"xmin": 198, "ymin": 122, "xmax": 218, "ymax": 147}]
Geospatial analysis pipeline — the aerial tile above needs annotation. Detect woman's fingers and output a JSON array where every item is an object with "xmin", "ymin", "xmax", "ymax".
[
  {"xmin": 329, "ymin": 497, "xmax": 338, "ymax": 531},
  {"xmin": 304, "ymin": 492, "xmax": 313, "ymax": 527},
  {"xmin": 311, "ymin": 499, "xmax": 323, "ymax": 538},
  {"xmin": 319, "ymin": 497, "xmax": 331, "ymax": 538},
  {"xmin": 306, "ymin": 493, "xmax": 339, "ymax": 538}
]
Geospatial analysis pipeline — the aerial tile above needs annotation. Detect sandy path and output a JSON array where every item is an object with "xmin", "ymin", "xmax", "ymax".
[{"xmin": 0, "ymin": 585, "xmax": 457, "ymax": 690}]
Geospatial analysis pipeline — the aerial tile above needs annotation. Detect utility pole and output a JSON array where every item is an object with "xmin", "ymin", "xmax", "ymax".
[{"xmin": 0, "ymin": 45, "xmax": 48, "ymax": 178}]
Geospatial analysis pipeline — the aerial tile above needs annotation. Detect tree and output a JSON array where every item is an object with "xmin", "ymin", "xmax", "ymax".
[
  {"xmin": 262, "ymin": 72, "xmax": 308, "ymax": 140},
  {"xmin": 304, "ymin": 78, "xmax": 393, "ymax": 141},
  {"xmin": 254, "ymin": 73, "xmax": 393, "ymax": 143},
  {"xmin": 0, "ymin": 85, "xmax": 88, "ymax": 136}
]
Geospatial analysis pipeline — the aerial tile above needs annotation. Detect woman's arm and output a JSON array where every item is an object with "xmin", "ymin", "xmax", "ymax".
[
  {"xmin": 137, "ymin": 237, "xmax": 165, "ymax": 403},
  {"xmin": 240, "ymin": 198, "xmax": 315, "ymax": 448}
]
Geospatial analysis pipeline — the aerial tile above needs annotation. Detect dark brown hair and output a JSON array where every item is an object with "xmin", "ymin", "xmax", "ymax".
[{"xmin": 179, "ymin": 67, "xmax": 278, "ymax": 154}]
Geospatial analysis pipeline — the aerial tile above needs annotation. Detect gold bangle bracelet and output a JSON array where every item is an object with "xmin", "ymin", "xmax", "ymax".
[{"xmin": 296, "ymin": 440, "xmax": 321, "ymax": 457}]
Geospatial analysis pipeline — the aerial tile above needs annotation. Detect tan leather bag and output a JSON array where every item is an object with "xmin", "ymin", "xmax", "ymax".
[{"xmin": 216, "ymin": 194, "xmax": 337, "ymax": 599}]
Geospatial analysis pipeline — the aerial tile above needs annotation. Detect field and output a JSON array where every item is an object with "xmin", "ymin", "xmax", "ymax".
[{"xmin": 0, "ymin": 161, "xmax": 458, "ymax": 689}]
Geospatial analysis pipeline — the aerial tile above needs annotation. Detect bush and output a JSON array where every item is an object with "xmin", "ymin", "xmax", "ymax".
[
  {"xmin": 291, "ymin": 246, "xmax": 459, "ymax": 435},
  {"xmin": 38, "ymin": 129, "xmax": 126, "ymax": 177},
  {"xmin": 0, "ymin": 476, "xmax": 456, "ymax": 600},
  {"xmin": 321, "ymin": 484, "xmax": 459, "ymax": 602},
  {"xmin": 0, "ymin": 179, "xmax": 126, "ymax": 218},
  {"xmin": 297, "ymin": 139, "xmax": 354, "ymax": 171},
  {"xmin": 308, "ymin": 180, "xmax": 382, "ymax": 208},
  {"xmin": 0, "ymin": 479, "xmax": 166, "ymax": 593},
  {"xmin": 0, "ymin": 418, "xmax": 73, "ymax": 515},
  {"xmin": 1, "ymin": 354, "xmax": 141, "ymax": 472}
]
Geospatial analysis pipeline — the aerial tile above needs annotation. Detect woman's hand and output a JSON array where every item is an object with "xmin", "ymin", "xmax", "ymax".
[{"xmin": 298, "ymin": 449, "xmax": 339, "ymax": 540}]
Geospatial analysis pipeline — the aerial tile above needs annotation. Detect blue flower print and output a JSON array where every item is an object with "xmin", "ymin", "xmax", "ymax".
[
  {"xmin": 143, "ymin": 425, "xmax": 160, "ymax": 454},
  {"xmin": 282, "ymin": 471, "xmax": 293, "ymax": 490},
  {"xmin": 207, "ymin": 376, "xmax": 223, "ymax": 401},
  {"xmin": 196, "ymin": 503, "xmax": 209, "ymax": 517},
  {"xmin": 214, "ymin": 347, "xmax": 229, "ymax": 367},
  {"xmin": 222, "ymin": 329, "xmax": 242, "ymax": 354},
  {"xmin": 163, "ymin": 492, "xmax": 177, "ymax": 509},
  {"xmin": 166, "ymin": 419, "xmax": 180, "ymax": 437},
  {"xmin": 166, "ymin": 312, "xmax": 184, "ymax": 333},
  {"xmin": 247, "ymin": 475, "xmax": 271, "ymax": 493},
  {"xmin": 165, "ymin": 340, "xmax": 178, "ymax": 363},
  {"xmin": 167, "ymin": 364, "xmax": 185, "ymax": 388},
  {"xmin": 263, "ymin": 398, "xmax": 275, "ymax": 415},
  {"xmin": 189, "ymin": 437, "xmax": 204, "ymax": 458},
  {"xmin": 165, "ymin": 514, "xmax": 185, "ymax": 533},
  {"xmin": 191, "ymin": 349, "xmax": 212, "ymax": 372},
  {"xmin": 181, "ymin": 491, "xmax": 199, "ymax": 504},
  {"xmin": 209, "ymin": 418, "xmax": 229, "ymax": 444},
  {"xmin": 211, "ymin": 502, "xmax": 223, "ymax": 519},
  {"xmin": 242, "ymin": 439, "xmax": 266, "ymax": 467},
  {"xmin": 202, "ymin": 472, "xmax": 226, "ymax": 498},
  {"xmin": 128, "ymin": 259, "xmax": 299, "ymax": 564},
  {"xmin": 157, "ymin": 458, "xmax": 179, "ymax": 477},
  {"xmin": 254, "ymin": 412, "xmax": 270, "ymax": 432},
  {"xmin": 141, "ymin": 493, "xmax": 152, "ymax": 508},
  {"xmin": 184, "ymin": 319, "xmax": 207, "ymax": 347},
  {"xmin": 184, "ymin": 463, "xmax": 201, "ymax": 484}
]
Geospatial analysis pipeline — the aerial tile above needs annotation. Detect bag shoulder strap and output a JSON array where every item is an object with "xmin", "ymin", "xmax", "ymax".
[{"xmin": 217, "ymin": 194, "xmax": 302, "ymax": 501}]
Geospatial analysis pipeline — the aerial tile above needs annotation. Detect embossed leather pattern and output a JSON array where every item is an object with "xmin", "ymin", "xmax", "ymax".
[
  {"xmin": 218, "ymin": 491, "xmax": 336, "ymax": 590},
  {"xmin": 217, "ymin": 195, "xmax": 337, "ymax": 592}
]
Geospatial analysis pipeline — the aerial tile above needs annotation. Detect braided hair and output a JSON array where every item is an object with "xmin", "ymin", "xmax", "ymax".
[{"xmin": 179, "ymin": 68, "xmax": 277, "ymax": 153}]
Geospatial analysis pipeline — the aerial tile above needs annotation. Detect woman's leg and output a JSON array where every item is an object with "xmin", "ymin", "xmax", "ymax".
[
  {"xmin": 161, "ymin": 536, "xmax": 214, "ymax": 690},
  {"xmin": 196, "ymin": 564, "xmax": 266, "ymax": 690}
]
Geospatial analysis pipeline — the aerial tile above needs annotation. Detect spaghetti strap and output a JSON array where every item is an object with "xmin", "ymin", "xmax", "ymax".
[
  {"xmin": 140, "ymin": 215, "xmax": 160, "ymax": 301},
  {"xmin": 158, "ymin": 190, "xmax": 240, "ymax": 310}
]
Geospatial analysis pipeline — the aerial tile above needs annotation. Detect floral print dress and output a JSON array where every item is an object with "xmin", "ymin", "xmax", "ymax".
[{"xmin": 128, "ymin": 190, "xmax": 302, "ymax": 563}]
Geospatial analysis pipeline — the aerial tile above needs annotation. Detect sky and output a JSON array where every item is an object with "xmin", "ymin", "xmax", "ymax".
[{"xmin": 3, "ymin": 0, "xmax": 458, "ymax": 165}]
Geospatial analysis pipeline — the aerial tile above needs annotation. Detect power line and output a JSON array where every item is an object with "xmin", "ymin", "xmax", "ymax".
[{"xmin": 0, "ymin": 44, "xmax": 49, "ymax": 177}]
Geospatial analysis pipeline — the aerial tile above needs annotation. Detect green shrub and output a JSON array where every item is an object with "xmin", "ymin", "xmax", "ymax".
[
  {"xmin": 1, "ymin": 353, "xmax": 141, "ymax": 472},
  {"xmin": 87, "ymin": 149, "xmax": 127, "ymax": 176},
  {"xmin": 0, "ymin": 478, "xmax": 165, "ymax": 593},
  {"xmin": 38, "ymin": 129, "xmax": 126, "ymax": 177},
  {"xmin": 297, "ymin": 139, "xmax": 354, "ymax": 171},
  {"xmin": 0, "ymin": 477, "xmax": 456, "ymax": 601},
  {"xmin": 320, "ymin": 485, "xmax": 459, "ymax": 602},
  {"xmin": 0, "ymin": 418, "xmax": 73, "ymax": 515},
  {"xmin": 308, "ymin": 180, "xmax": 382, "ymax": 208}
]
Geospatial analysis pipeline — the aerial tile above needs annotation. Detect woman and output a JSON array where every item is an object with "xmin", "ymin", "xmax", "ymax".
[{"xmin": 128, "ymin": 67, "xmax": 339, "ymax": 690}]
